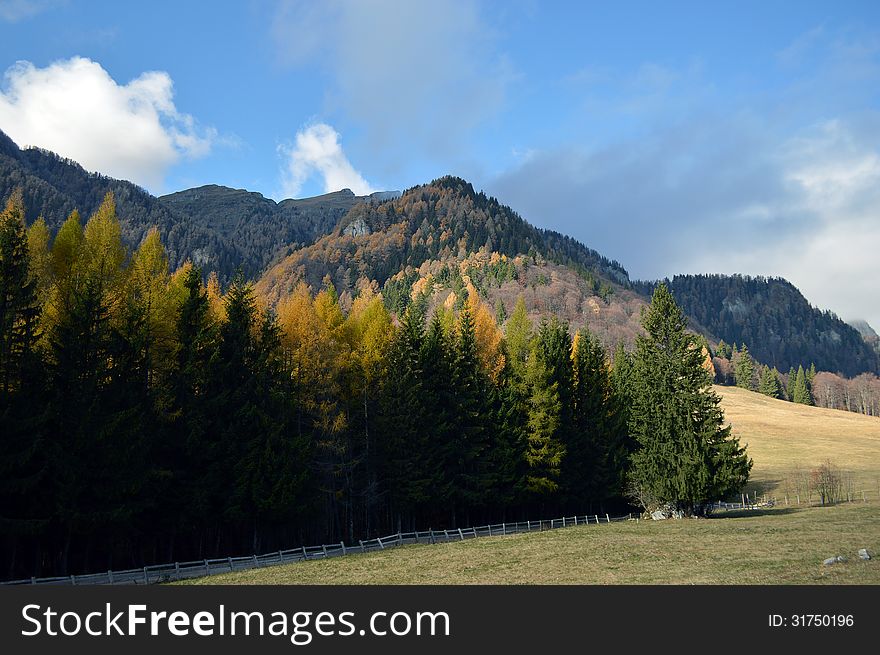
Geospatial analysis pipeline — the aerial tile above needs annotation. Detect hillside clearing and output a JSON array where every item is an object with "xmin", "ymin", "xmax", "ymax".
[
  {"xmin": 716, "ymin": 385, "xmax": 880, "ymax": 496},
  {"xmin": 179, "ymin": 503, "xmax": 880, "ymax": 585}
]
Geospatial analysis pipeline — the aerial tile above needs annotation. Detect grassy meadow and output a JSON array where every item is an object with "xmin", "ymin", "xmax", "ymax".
[
  {"xmin": 716, "ymin": 385, "xmax": 880, "ymax": 498},
  {"xmin": 181, "ymin": 503, "xmax": 879, "ymax": 585},
  {"xmin": 180, "ymin": 387, "xmax": 880, "ymax": 585}
]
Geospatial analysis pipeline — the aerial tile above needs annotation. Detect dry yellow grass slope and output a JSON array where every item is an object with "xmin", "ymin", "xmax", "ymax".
[{"xmin": 715, "ymin": 385, "xmax": 880, "ymax": 496}]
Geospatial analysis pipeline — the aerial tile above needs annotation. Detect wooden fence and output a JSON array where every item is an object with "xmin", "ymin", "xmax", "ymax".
[{"xmin": 1, "ymin": 513, "xmax": 635, "ymax": 586}]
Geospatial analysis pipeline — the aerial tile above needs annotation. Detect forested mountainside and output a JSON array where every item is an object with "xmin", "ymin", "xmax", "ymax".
[
  {"xmin": 257, "ymin": 176, "xmax": 629, "ymax": 303},
  {"xmin": 3, "ymin": 130, "xmax": 875, "ymax": 380},
  {"xmin": 0, "ymin": 128, "xmax": 209, "ymax": 268},
  {"xmin": 633, "ymin": 274, "xmax": 879, "ymax": 377},
  {"xmin": 159, "ymin": 185, "xmax": 395, "ymax": 280},
  {"xmin": 0, "ymin": 130, "xmax": 386, "ymax": 281},
  {"xmin": 850, "ymin": 319, "xmax": 880, "ymax": 355}
]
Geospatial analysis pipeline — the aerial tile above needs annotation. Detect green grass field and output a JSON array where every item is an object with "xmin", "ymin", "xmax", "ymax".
[
  {"xmin": 181, "ymin": 503, "xmax": 879, "ymax": 585},
  {"xmin": 180, "ymin": 387, "xmax": 880, "ymax": 585}
]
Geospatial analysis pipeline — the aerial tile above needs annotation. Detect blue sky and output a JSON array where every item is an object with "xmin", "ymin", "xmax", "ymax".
[{"xmin": 1, "ymin": 0, "xmax": 879, "ymax": 329}]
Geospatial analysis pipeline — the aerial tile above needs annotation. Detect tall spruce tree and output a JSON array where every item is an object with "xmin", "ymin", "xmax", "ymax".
[
  {"xmin": 522, "ymin": 317, "xmax": 570, "ymax": 500},
  {"xmin": 791, "ymin": 365, "xmax": 812, "ymax": 405},
  {"xmin": 565, "ymin": 329, "xmax": 628, "ymax": 510},
  {"xmin": 757, "ymin": 365, "xmax": 783, "ymax": 399},
  {"xmin": 0, "ymin": 190, "xmax": 47, "ymax": 577},
  {"xmin": 628, "ymin": 284, "xmax": 751, "ymax": 516},
  {"xmin": 734, "ymin": 343, "xmax": 755, "ymax": 390}
]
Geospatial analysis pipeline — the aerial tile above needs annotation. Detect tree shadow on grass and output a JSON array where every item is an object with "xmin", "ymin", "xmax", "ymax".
[{"xmin": 707, "ymin": 507, "xmax": 802, "ymax": 519}]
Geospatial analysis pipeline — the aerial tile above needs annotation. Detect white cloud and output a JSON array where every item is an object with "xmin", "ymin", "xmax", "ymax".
[
  {"xmin": 279, "ymin": 123, "xmax": 374, "ymax": 197},
  {"xmin": 0, "ymin": 0, "xmax": 60, "ymax": 22},
  {"xmin": 0, "ymin": 57, "xmax": 215, "ymax": 190},
  {"xmin": 272, "ymin": 0, "xmax": 512, "ymax": 170}
]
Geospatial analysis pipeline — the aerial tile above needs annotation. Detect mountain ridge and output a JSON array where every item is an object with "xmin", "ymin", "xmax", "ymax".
[{"xmin": 2, "ymin": 132, "xmax": 877, "ymax": 377}]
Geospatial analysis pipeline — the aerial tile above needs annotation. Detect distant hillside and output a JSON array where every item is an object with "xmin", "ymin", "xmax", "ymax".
[
  {"xmin": 850, "ymin": 319, "xmax": 880, "ymax": 355},
  {"xmin": 634, "ymin": 274, "xmax": 879, "ymax": 377},
  {"xmin": 0, "ymin": 130, "xmax": 389, "ymax": 281},
  {"xmin": 159, "ymin": 185, "xmax": 392, "ymax": 280},
  {"xmin": 258, "ymin": 176, "xmax": 629, "ymax": 303},
  {"xmin": 0, "ymin": 129, "xmax": 210, "ymax": 269}
]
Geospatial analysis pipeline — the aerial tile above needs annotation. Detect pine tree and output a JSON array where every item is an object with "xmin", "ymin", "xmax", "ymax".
[
  {"xmin": 522, "ymin": 317, "xmax": 570, "ymax": 500},
  {"xmin": 757, "ymin": 365, "xmax": 783, "ymax": 399},
  {"xmin": 0, "ymin": 190, "xmax": 40, "ymax": 394},
  {"xmin": 791, "ymin": 365, "xmax": 812, "ymax": 405},
  {"xmin": 628, "ymin": 284, "xmax": 751, "ymax": 516},
  {"xmin": 734, "ymin": 343, "xmax": 755, "ymax": 390},
  {"xmin": 495, "ymin": 298, "xmax": 507, "ymax": 325},
  {"xmin": 378, "ymin": 304, "xmax": 435, "ymax": 527},
  {"xmin": 565, "ymin": 329, "xmax": 628, "ymax": 510},
  {"xmin": 786, "ymin": 366, "xmax": 797, "ymax": 401},
  {"xmin": 0, "ymin": 190, "xmax": 47, "ymax": 576},
  {"xmin": 445, "ymin": 307, "xmax": 493, "ymax": 523}
]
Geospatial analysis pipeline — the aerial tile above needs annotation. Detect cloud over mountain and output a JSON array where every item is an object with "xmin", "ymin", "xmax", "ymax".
[{"xmin": 0, "ymin": 56, "xmax": 214, "ymax": 190}]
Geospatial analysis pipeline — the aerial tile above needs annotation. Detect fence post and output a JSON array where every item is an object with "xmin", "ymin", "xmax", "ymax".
[
  {"xmin": 108, "ymin": 570, "xmax": 114, "ymax": 584},
  {"xmin": 378, "ymin": 537, "xmax": 384, "ymax": 550},
  {"xmin": 429, "ymin": 529, "xmax": 435, "ymax": 545},
  {"xmin": 204, "ymin": 559, "xmax": 209, "ymax": 576},
  {"xmin": 252, "ymin": 555, "xmax": 257, "ymax": 568},
  {"xmin": 594, "ymin": 514, "xmax": 599, "ymax": 524},
  {"xmin": 562, "ymin": 517, "xmax": 566, "ymax": 528},
  {"xmin": 606, "ymin": 513, "xmax": 610, "ymax": 523},
  {"xmin": 70, "ymin": 574, "xmax": 76, "ymax": 586},
  {"xmin": 359, "ymin": 540, "xmax": 365, "ymax": 553},
  {"xmin": 398, "ymin": 533, "xmax": 403, "ymax": 546},
  {"xmin": 503, "ymin": 522, "xmax": 507, "ymax": 535},
  {"xmin": 341, "ymin": 541, "xmax": 347, "ymax": 555},
  {"xmin": 322, "ymin": 545, "xmax": 328, "ymax": 558},
  {"xmin": 143, "ymin": 567, "xmax": 148, "ymax": 585},
  {"xmin": 300, "ymin": 546, "xmax": 307, "ymax": 560},
  {"xmin": 458, "ymin": 528, "xmax": 464, "ymax": 541},
  {"xmin": 228, "ymin": 556, "xmax": 233, "ymax": 570},
  {"xmin": 443, "ymin": 529, "xmax": 449, "ymax": 541}
]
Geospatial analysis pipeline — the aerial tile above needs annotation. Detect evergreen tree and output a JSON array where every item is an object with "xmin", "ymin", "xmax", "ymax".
[
  {"xmin": 627, "ymin": 284, "xmax": 751, "ymax": 516},
  {"xmin": 715, "ymin": 339, "xmax": 731, "ymax": 360},
  {"xmin": 522, "ymin": 317, "xmax": 570, "ymax": 500},
  {"xmin": 757, "ymin": 365, "xmax": 783, "ymax": 399},
  {"xmin": 445, "ymin": 308, "xmax": 494, "ymax": 522},
  {"xmin": 734, "ymin": 343, "xmax": 755, "ymax": 390},
  {"xmin": 564, "ymin": 329, "xmax": 628, "ymax": 510},
  {"xmin": 495, "ymin": 298, "xmax": 507, "ymax": 325},
  {"xmin": 0, "ymin": 190, "xmax": 40, "ymax": 394},
  {"xmin": 786, "ymin": 366, "xmax": 797, "ymax": 401},
  {"xmin": 378, "ymin": 304, "xmax": 435, "ymax": 526},
  {"xmin": 0, "ymin": 190, "xmax": 47, "ymax": 577},
  {"xmin": 791, "ymin": 365, "xmax": 812, "ymax": 405}
]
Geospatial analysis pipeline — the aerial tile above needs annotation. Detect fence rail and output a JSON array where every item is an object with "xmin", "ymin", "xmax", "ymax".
[{"xmin": 1, "ymin": 513, "xmax": 637, "ymax": 586}]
